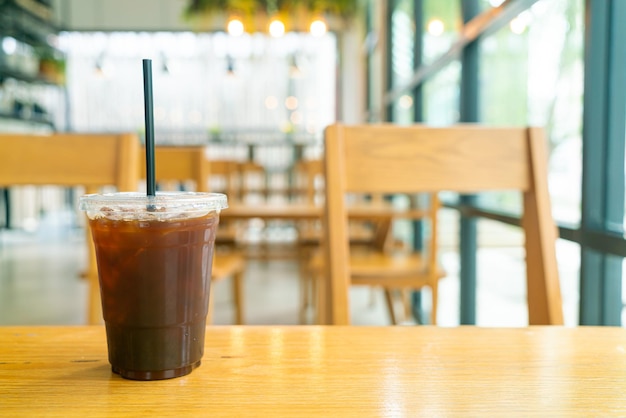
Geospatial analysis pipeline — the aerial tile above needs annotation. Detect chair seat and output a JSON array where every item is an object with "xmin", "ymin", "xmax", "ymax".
[
  {"xmin": 297, "ymin": 224, "xmax": 381, "ymax": 325},
  {"xmin": 308, "ymin": 246, "xmax": 445, "ymax": 325},
  {"xmin": 210, "ymin": 250, "xmax": 246, "ymax": 325},
  {"xmin": 297, "ymin": 223, "xmax": 375, "ymax": 247},
  {"xmin": 310, "ymin": 248, "xmax": 445, "ymax": 287},
  {"xmin": 212, "ymin": 251, "xmax": 245, "ymax": 281},
  {"xmin": 216, "ymin": 223, "xmax": 239, "ymax": 246},
  {"xmin": 351, "ymin": 250, "xmax": 443, "ymax": 280}
]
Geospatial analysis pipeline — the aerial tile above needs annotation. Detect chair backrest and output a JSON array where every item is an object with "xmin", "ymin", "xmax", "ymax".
[
  {"xmin": 322, "ymin": 123, "xmax": 563, "ymax": 326},
  {"xmin": 0, "ymin": 132, "xmax": 140, "ymax": 192},
  {"xmin": 237, "ymin": 161, "xmax": 267, "ymax": 202},
  {"xmin": 0, "ymin": 132, "xmax": 140, "ymax": 325},
  {"xmin": 138, "ymin": 146, "xmax": 210, "ymax": 192},
  {"xmin": 210, "ymin": 160, "xmax": 240, "ymax": 200},
  {"xmin": 296, "ymin": 159, "xmax": 324, "ymax": 204}
]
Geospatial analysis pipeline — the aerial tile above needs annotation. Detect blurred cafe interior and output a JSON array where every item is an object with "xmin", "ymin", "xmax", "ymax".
[{"xmin": 0, "ymin": 0, "xmax": 623, "ymax": 328}]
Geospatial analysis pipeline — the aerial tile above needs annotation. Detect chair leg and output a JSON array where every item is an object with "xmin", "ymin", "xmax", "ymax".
[
  {"xmin": 84, "ymin": 196, "xmax": 103, "ymax": 325},
  {"xmin": 310, "ymin": 268, "xmax": 318, "ymax": 322},
  {"xmin": 402, "ymin": 290, "xmax": 412, "ymax": 320},
  {"xmin": 315, "ymin": 271, "xmax": 327, "ymax": 325},
  {"xmin": 431, "ymin": 282, "xmax": 438, "ymax": 325},
  {"xmin": 232, "ymin": 270, "xmax": 244, "ymax": 325},
  {"xmin": 207, "ymin": 283, "xmax": 215, "ymax": 325},
  {"xmin": 298, "ymin": 248, "xmax": 311, "ymax": 324},
  {"xmin": 383, "ymin": 289, "xmax": 398, "ymax": 325},
  {"xmin": 87, "ymin": 274, "xmax": 102, "ymax": 325},
  {"xmin": 368, "ymin": 287, "xmax": 377, "ymax": 308}
]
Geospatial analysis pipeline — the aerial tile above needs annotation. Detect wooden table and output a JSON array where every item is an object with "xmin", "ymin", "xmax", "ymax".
[
  {"xmin": 219, "ymin": 202, "xmax": 400, "ymax": 254},
  {"xmin": 219, "ymin": 202, "xmax": 420, "ymax": 249},
  {"xmin": 220, "ymin": 202, "xmax": 416, "ymax": 221},
  {"xmin": 2, "ymin": 326, "xmax": 626, "ymax": 416},
  {"xmin": 221, "ymin": 202, "xmax": 322, "ymax": 220}
]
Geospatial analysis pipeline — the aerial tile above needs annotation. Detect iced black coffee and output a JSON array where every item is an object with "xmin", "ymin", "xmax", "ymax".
[{"xmin": 80, "ymin": 192, "xmax": 227, "ymax": 380}]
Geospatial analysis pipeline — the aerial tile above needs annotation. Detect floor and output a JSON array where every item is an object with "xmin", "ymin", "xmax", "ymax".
[{"xmin": 0, "ymin": 208, "xmax": 581, "ymax": 327}]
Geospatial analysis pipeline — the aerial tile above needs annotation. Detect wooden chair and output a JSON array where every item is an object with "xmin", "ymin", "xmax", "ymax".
[
  {"xmin": 208, "ymin": 160, "xmax": 242, "ymax": 247},
  {"xmin": 208, "ymin": 248, "xmax": 246, "ymax": 325},
  {"xmin": 0, "ymin": 132, "xmax": 140, "ymax": 325},
  {"xmin": 352, "ymin": 192, "xmax": 442, "ymax": 325},
  {"xmin": 139, "ymin": 146, "xmax": 246, "ymax": 324},
  {"xmin": 150, "ymin": 146, "xmax": 210, "ymax": 192},
  {"xmin": 299, "ymin": 158, "xmax": 406, "ymax": 324},
  {"xmin": 293, "ymin": 159, "xmax": 324, "ymax": 205},
  {"xmin": 210, "ymin": 160, "xmax": 241, "ymax": 203},
  {"xmin": 238, "ymin": 161, "xmax": 267, "ymax": 202},
  {"xmin": 293, "ymin": 159, "xmax": 324, "ymax": 322},
  {"xmin": 319, "ymin": 124, "xmax": 564, "ymax": 326}
]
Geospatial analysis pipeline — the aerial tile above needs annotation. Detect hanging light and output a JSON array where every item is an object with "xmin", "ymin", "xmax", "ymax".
[
  {"xmin": 184, "ymin": 0, "xmax": 358, "ymax": 34},
  {"xmin": 265, "ymin": 95, "xmax": 278, "ymax": 109},
  {"xmin": 509, "ymin": 17, "xmax": 526, "ymax": 34},
  {"xmin": 269, "ymin": 18, "xmax": 285, "ymax": 37},
  {"xmin": 427, "ymin": 19, "xmax": 445, "ymax": 36},
  {"xmin": 227, "ymin": 17, "xmax": 245, "ymax": 36},
  {"xmin": 1, "ymin": 37, "xmax": 17, "ymax": 54},
  {"xmin": 94, "ymin": 52, "xmax": 114, "ymax": 78},
  {"xmin": 94, "ymin": 61, "xmax": 104, "ymax": 77},
  {"xmin": 510, "ymin": 11, "xmax": 532, "ymax": 34},
  {"xmin": 285, "ymin": 96, "xmax": 298, "ymax": 110},
  {"xmin": 226, "ymin": 55, "xmax": 236, "ymax": 76},
  {"xmin": 309, "ymin": 18, "xmax": 327, "ymax": 37},
  {"xmin": 288, "ymin": 54, "xmax": 302, "ymax": 78},
  {"xmin": 160, "ymin": 51, "xmax": 170, "ymax": 74},
  {"xmin": 399, "ymin": 95, "xmax": 413, "ymax": 109}
]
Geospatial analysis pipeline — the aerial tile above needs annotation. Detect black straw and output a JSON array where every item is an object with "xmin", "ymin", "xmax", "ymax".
[{"xmin": 143, "ymin": 59, "xmax": 156, "ymax": 198}]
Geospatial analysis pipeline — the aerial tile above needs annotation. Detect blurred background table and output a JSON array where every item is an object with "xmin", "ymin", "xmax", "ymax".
[
  {"xmin": 221, "ymin": 201, "xmax": 416, "ymax": 221},
  {"xmin": 1, "ymin": 326, "xmax": 625, "ymax": 416}
]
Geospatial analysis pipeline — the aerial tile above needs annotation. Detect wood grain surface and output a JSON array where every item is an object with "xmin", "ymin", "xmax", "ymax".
[{"xmin": 1, "ymin": 326, "xmax": 625, "ymax": 417}]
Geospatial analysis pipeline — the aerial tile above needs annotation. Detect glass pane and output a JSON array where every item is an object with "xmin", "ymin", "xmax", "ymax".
[
  {"xmin": 474, "ymin": 191, "xmax": 522, "ymax": 216},
  {"xmin": 365, "ymin": 0, "xmax": 380, "ymax": 119},
  {"xmin": 436, "ymin": 208, "xmax": 461, "ymax": 326},
  {"xmin": 623, "ymin": 126, "xmax": 626, "ymax": 230},
  {"xmin": 558, "ymin": 239, "xmax": 581, "ymax": 326},
  {"xmin": 423, "ymin": 61, "xmax": 460, "ymax": 125},
  {"xmin": 479, "ymin": 0, "xmax": 507, "ymax": 11},
  {"xmin": 478, "ymin": 0, "xmax": 584, "ymax": 224},
  {"xmin": 423, "ymin": 0, "xmax": 461, "ymax": 66},
  {"xmin": 435, "ymin": 217, "xmax": 581, "ymax": 326},
  {"xmin": 622, "ymin": 258, "xmax": 626, "ymax": 326},
  {"xmin": 475, "ymin": 219, "xmax": 527, "ymax": 326},
  {"xmin": 390, "ymin": 0, "xmax": 415, "ymax": 124},
  {"xmin": 471, "ymin": 220, "xmax": 580, "ymax": 326}
]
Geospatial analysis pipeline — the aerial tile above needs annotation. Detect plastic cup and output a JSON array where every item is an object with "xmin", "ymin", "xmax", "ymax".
[{"xmin": 79, "ymin": 192, "xmax": 227, "ymax": 380}]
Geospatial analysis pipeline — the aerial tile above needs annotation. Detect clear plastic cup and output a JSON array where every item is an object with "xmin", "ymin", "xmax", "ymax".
[{"xmin": 79, "ymin": 192, "xmax": 227, "ymax": 380}]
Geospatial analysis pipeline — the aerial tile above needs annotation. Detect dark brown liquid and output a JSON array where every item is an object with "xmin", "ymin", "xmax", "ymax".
[{"xmin": 89, "ymin": 212, "xmax": 218, "ymax": 380}]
